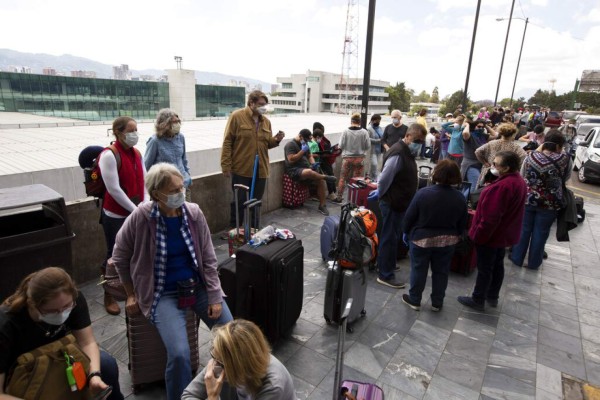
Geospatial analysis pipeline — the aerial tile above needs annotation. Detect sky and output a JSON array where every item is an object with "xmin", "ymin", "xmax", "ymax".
[{"xmin": 1, "ymin": 0, "xmax": 599, "ymax": 101}]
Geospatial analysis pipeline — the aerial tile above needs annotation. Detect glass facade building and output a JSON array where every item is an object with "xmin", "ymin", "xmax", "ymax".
[
  {"xmin": 195, "ymin": 85, "xmax": 245, "ymax": 117},
  {"xmin": 0, "ymin": 72, "xmax": 246, "ymax": 121},
  {"xmin": 0, "ymin": 72, "xmax": 170, "ymax": 120}
]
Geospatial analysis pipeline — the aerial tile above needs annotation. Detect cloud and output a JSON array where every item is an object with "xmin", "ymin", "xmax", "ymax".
[{"xmin": 581, "ymin": 8, "xmax": 600, "ymax": 22}]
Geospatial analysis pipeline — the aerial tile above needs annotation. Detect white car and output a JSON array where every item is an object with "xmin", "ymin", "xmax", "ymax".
[{"xmin": 573, "ymin": 127, "xmax": 600, "ymax": 183}]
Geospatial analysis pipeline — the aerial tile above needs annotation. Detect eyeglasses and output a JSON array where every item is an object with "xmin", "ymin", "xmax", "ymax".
[
  {"xmin": 209, "ymin": 348, "xmax": 224, "ymax": 369},
  {"xmin": 492, "ymin": 161, "xmax": 502, "ymax": 167},
  {"xmin": 38, "ymin": 301, "xmax": 76, "ymax": 316}
]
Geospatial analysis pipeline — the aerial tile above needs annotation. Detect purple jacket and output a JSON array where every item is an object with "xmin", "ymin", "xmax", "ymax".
[
  {"xmin": 469, "ymin": 172, "xmax": 527, "ymax": 247},
  {"xmin": 113, "ymin": 201, "xmax": 224, "ymax": 318}
]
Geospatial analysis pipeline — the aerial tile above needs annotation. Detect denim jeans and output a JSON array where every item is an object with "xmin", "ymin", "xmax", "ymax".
[
  {"xmin": 229, "ymin": 174, "xmax": 266, "ymax": 228},
  {"xmin": 376, "ymin": 200, "xmax": 404, "ymax": 280},
  {"xmin": 100, "ymin": 350, "xmax": 124, "ymax": 400},
  {"xmin": 472, "ymin": 245, "xmax": 506, "ymax": 303},
  {"xmin": 369, "ymin": 152, "xmax": 381, "ymax": 181},
  {"xmin": 440, "ymin": 148, "xmax": 448, "ymax": 161},
  {"xmin": 510, "ymin": 205, "xmax": 557, "ymax": 269},
  {"xmin": 100, "ymin": 210, "xmax": 126, "ymax": 267},
  {"xmin": 466, "ymin": 166, "xmax": 481, "ymax": 192},
  {"xmin": 408, "ymin": 243, "xmax": 455, "ymax": 307},
  {"xmin": 154, "ymin": 286, "xmax": 233, "ymax": 400}
]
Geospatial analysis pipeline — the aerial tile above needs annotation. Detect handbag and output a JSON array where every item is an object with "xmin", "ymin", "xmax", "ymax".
[{"xmin": 6, "ymin": 334, "xmax": 91, "ymax": 400}]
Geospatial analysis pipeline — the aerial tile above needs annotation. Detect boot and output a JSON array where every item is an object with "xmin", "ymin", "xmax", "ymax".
[{"xmin": 104, "ymin": 292, "xmax": 121, "ymax": 315}]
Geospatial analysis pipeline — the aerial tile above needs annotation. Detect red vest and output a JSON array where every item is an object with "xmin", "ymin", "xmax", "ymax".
[{"xmin": 101, "ymin": 141, "xmax": 144, "ymax": 216}]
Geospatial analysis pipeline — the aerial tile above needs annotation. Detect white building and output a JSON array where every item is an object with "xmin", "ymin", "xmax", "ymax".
[
  {"xmin": 410, "ymin": 102, "xmax": 441, "ymax": 118},
  {"xmin": 270, "ymin": 70, "xmax": 390, "ymax": 115}
]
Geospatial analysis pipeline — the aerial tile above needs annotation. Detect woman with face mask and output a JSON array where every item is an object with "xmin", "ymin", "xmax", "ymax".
[
  {"xmin": 0, "ymin": 267, "xmax": 124, "ymax": 400},
  {"xmin": 98, "ymin": 116, "xmax": 149, "ymax": 315},
  {"xmin": 111, "ymin": 163, "xmax": 233, "ymax": 400},
  {"xmin": 145, "ymin": 109, "xmax": 193, "ymax": 201},
  {"xmin": 474, "ymin": 122, "xmax": 527, "ymax": 188}
]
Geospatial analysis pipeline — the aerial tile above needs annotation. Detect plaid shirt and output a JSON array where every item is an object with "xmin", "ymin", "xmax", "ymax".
[{"xmin": 149, "ymin": 202, "xmax": 199, "ymax": 322}]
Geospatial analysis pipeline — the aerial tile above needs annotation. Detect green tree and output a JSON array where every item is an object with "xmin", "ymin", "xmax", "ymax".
[
  {"xmin": 430, "ymin": 86, "xmax": 440, "ymax": 103},
  {"xmin": 412, "ymin": 90, "xmax": 430, "ymax": 103},
  {"xmin": 385, "ymin": 82, "xmax": 412, "ymax": 112},
  {"xmin": 439, "ymin": 90, "xmax": 471, "ymax": 116}
]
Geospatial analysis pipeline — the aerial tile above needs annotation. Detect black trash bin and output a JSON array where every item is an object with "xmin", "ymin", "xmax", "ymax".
[{"xmin": 0, "ymin": 184, "xmax": 76, "ymax": 301}]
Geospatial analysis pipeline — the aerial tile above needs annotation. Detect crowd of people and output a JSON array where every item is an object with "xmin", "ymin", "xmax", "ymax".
[{"xmin": 0, "ymin": 94, "xmax": 575, "ymax": 399}]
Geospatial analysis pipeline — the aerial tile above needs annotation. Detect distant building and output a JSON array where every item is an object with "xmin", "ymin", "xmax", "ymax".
[
  {"xmin": 139, "ymin": 74, "xmax": 157, "ymax": 82},
  {"xmin": 7, "ymin": 65, "xmax": 31, "ymax": 73},
  {"xmin": 270, "ymin": 70, "xmax": 390, "ymax": 115},
  {"xmin": 0, "ymin": 71, "xmax": 244, "ymax": 121},
  {"xmin": 580, "ymin": 70, "xmax": 600, "ymax": 93},
  {"xmin": 43, "ymin": 67, "xmax": 56, "ymax": 76},
  {"xmin": 70, "ymin": 70, "xmax": 96, "ymax": 78},
  {"xmin": 270, "ymin": 84, "xmax": 279, "ymax": 94},
  {"xmin": 112, "ymin": 64, "xmax": 130, "ymax": 80},
  {"xmin": 410, "ymin": 102, "xmax": 441, "ymax": 118}
]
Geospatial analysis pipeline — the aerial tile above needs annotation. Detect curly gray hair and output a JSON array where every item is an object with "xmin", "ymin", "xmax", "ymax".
[
  {"xmin": 154, "ymin": 108, "xmax": 180, "ymax": 138},
  {"xmin": 145, "ymin": 162, "xmax": 183, "ymax": 201}
]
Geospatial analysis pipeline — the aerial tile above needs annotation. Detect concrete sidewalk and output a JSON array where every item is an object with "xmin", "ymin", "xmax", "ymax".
[{"xmin": 80, "ymin": 190, "xmax": 600, "ymax": 400}]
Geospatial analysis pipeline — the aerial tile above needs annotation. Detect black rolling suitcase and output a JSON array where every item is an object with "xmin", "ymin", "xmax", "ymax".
[
  {"xmin": 218, "ymin": 256, "xmax": 237, "ymax": 312},
  {"xmin": 234, "ymin": 238, "xmax": 304, "ymax": 344}
]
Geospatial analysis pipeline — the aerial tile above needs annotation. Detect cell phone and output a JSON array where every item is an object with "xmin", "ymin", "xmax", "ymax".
[
  {"xmin": 92, "ymin": 386, "xmax": 113, "ymax": 400},
  {"xmin": 213, "ymin": 365, "xmax": 223, "ymax": 378}
]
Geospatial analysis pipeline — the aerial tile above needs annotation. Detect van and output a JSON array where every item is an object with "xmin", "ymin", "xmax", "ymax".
[{"xmin": 574, "ymin": 127, "xmax": 600, "ymax": 183}]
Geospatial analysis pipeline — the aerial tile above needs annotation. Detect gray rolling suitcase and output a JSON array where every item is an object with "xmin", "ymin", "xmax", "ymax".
[{"xmin": 323, "ymin": 263, "xmax": 367, "ymax": 332}]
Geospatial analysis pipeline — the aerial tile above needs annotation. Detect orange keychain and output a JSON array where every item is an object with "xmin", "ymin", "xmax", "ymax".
[{"xmin": 72, "ymin": 361, "xmax": 87, "ymax": 391}]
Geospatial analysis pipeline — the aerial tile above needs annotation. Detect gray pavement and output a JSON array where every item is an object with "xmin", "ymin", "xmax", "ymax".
[{"xmin": 80, "ymin": 179, "xmax": 600, "ymax": 400}]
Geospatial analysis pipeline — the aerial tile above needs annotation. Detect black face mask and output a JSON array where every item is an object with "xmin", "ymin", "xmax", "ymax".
[{"xmin": 372, "ymin": 122, "xmax": 380, "ymax": 127}]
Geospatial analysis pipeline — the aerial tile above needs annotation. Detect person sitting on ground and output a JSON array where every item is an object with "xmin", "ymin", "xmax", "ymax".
[
  {"xmin": 0, "ymin": 267, "xmax": 123, "ymax": 400},
  {"xmin": 313, "ymin": 123, "xmax": 340, "ymax": 201},
  {"xmin": 182, "ymin": 319, "xmax": 295, "ymax": 400},
  {"xmin": 284, "ymin": 129, "xmax": 336, "ymax": 216}
]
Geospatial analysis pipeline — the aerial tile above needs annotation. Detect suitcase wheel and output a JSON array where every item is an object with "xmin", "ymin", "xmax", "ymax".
[
  {"xmin": 324, "ymin": 316, "xmax": 332, "ymax": 325},
  {"xmin": 360, "ymin": 309, "xmax": 367, "ymax": 316},
  {"xmin": 346, "ymin": 324, "xmax": 354, "ymax": 333}
]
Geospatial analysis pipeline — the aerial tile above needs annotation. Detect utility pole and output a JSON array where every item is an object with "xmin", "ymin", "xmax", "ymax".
[
  {"xmin": 360, "ymin": 0, "xmax": 376, "ymax": 128},
  {"xmin": 463, "ymin": 0, "xmax": 481, "ymax": 112},
  {"xmin": 337, "ymin": 0, "xmax": 359, "ymax": 114},
  {"xmin": 494, "ymin": 0, "xmax": 515, "ymax": 106}
]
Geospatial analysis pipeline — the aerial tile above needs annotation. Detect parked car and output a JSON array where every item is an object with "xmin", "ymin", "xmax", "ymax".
[
  {"xmin": 575, "ymin": 115, "xmax": 600, "ymax": 131},
  {"xmin": 544, "ymin": 111, "xmax": 563, "ymax": 128},
  {"xmin": 576, "ymin": 122, "xmax": 600, "ymax": 137},
  {"xmin": 573, "ymin": 127, "xmax": 600, "ymax": 183},
  {"xmin": 562, "ymin": 110, "xmax": 586, "ymax": 124}
]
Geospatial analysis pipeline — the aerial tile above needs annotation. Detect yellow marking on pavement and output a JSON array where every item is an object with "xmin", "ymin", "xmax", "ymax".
[
  {"xmin": 566, "ymin": 185, "xmax": 600, "ymax": 198},
  {"xmin": 583, "ymin": 383, "xmax": 600, "ymax": 400}
]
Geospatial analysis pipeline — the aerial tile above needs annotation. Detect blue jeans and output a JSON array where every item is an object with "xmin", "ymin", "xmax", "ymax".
[
  {"xmin": 100, "ymin": 350, "xmax": 124, "ymax": 400},
  {"xmin": 466, "ymin": 166, "xmax": 481, "ymax": 192},
  {"xmin": 510, "ymin": 205, "xmax": 556, "ymax": 269},
  {"xmin": 369, "ymin": 152, "xmax": 381, "ymax": 181},
  {"xmin": 408, "ymin": 243, "xmax": 455, "ymax": 307},
  {"xmin": 472, "ymin": 245, "xmax": 506, "ymax": 303},
  {"xmin": 377, "ymin": 200, "xmax": 404, "ymax": 280},
  {"xmin": 154, "ymin": 286, "xmax": 233, "ymax": 400},
  {"xmin": 440, "ymin": 148, "xmax": 448, "ymax": 161}
]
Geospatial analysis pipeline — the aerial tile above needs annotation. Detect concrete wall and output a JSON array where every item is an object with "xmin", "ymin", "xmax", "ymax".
[{"xmin": 167, "ymin": 69, "xmax": 196, "ymax": 119}]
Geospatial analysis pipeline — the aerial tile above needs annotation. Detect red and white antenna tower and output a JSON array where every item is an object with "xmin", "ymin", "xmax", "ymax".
[{"xmin": 337, "ymin": 0, "xmax": 360, "ymax": 114}]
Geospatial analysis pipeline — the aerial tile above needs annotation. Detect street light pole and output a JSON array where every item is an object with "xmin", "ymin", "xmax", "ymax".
[
  {"xmin": 360, "ymin": 0, "xmax": 376, "ymax": 129},
  {"xmin": 494, "ymin": 0, "xmax": 515, "ymax": 106},
  {"xmin": 462, "ymin": 0, "xmax": 482, "ymax": 112},
  {"xmin": 509, "ymin": 17, "xmax": 528, "ymax": 109}
]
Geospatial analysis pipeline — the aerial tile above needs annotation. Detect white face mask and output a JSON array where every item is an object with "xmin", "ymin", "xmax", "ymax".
[
  {"xmin": 490, "ymin": 167, "xmax": 500, "ymax": 177},
  {"xmin": 453, "ymin": 123, "xmax": 460, "ymax": 129},
  {"xmin": 161, "ymin": 190, "xmax": 185, "ymax": 209},
  {"xmin": 125, "ymin": 131, "xmax": 139, "ymax": 146},
  {"xmin": 392, "ymin": 118, "xmax": 400, "ymax": 125},
  {"xmin": 256, "ymin": 106, "xmax": 268, "ymax": 115},
  {"xmin": 171, "ymin": 123, "xmax": 181, "ymax": 134},
  {"xmin": 39, "ymin": 308, "xmax": 72, "ymax": 326}
]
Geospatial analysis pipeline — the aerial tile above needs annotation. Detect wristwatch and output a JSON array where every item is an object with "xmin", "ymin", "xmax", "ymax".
[{"xmin": 88, "ymin": 371, "xmax": 102, "ymax": 382}]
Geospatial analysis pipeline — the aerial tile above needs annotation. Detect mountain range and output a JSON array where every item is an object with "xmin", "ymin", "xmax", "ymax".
[{"xmin": 0, "ymin": 49, "xmax": 274, "ymax": 90}]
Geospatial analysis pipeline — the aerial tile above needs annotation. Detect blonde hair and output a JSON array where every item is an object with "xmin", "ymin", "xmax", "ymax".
[
  {"xmin": 2, "ymin": 267, "xmax": 77, "ymax": 313},
  {"xmin": 497, "ymin": 122, "xmax": 518, "ymax": 138},
  {"xmin": 212, "ymin": 319, "xmax": 271, "ymax": 396},
  {"xmin": 154, "ymin": 108, "xmax": 179, "ymax": 138},
  {"xmin": 145, "ymin": 162, "xmax": 183, "ymax": 201},
  {"xmin": 350, "ymin": 113, "xmax": 361, "ymax": 123}
]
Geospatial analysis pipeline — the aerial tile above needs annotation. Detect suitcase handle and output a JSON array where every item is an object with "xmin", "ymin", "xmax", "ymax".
[{"xmin": 333, "ymin": 298, "xmax": 353, "ymax": 400}]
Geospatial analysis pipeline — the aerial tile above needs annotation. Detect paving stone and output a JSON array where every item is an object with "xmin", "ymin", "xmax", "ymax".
[
  {"xmin": 537, "ymin": 343, "xmax": 586, "ymax": 380},
  {"xmin": 284, "ymin": 346, "xmax": 334, "ymax": 387},
  {"xmin": 424, "ymin": 374, "xmax": 480, "ymax": 400},
  {"xmin": 538, "ymin": 309, "xmax": 581, "ymax": 338},
  {"xmin": 435, "ymin": 350, "xmax": 487, "ymax": 392},
  {"xmin": 493, "ymin": 328, "xmax": 538, "ymax": 362},
  {"xmin": 538, "ymin": 326, "xmax": 583, "ymax": 357},
  {"xmin": 535, "ymin": 364, "xmax": 562, "ymax": 398},
  {"xmin": 481, "ymin": 367, "xmax": 535, "ymax": 400},
  {"xmin": 581, "ymin": 323, "xmax": 600, "ymax": 345},
  {"xmin": 488, "ymin": 347, "xmax": 537, "ymax": 386}
]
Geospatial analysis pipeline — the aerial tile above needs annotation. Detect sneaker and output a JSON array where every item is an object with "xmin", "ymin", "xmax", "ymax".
[
  {"xmin": 457, "ymin": 296, "xmax": 485, "ymax": 311},
  {"xmin": 331, "ymin": 196, "xmax": 343, "ymax": 204},
  {"xmin": 487, "ymin": 298, "xmax": 498, "ymax": 308},
  {"xmin": 376, "ymin": 277, "xmax": 406, "ymax": 289},
  {"xmin": 402, "ymin": 294, "xmax": 420, "ymax": 311},
  {"xmin": 318, "ymin": 205, "xmax": 330, "ymax": 216},
  {"xmin": 328, "ymin": 193, "xmax": 338, "ymax": 200},
  {"xmin": 431, "ymin": 304, "xmax": 443, "ymax": 312},
  {"xmin": 325, "ymin": 175, "xmax": 337, "ymax": 184}
]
